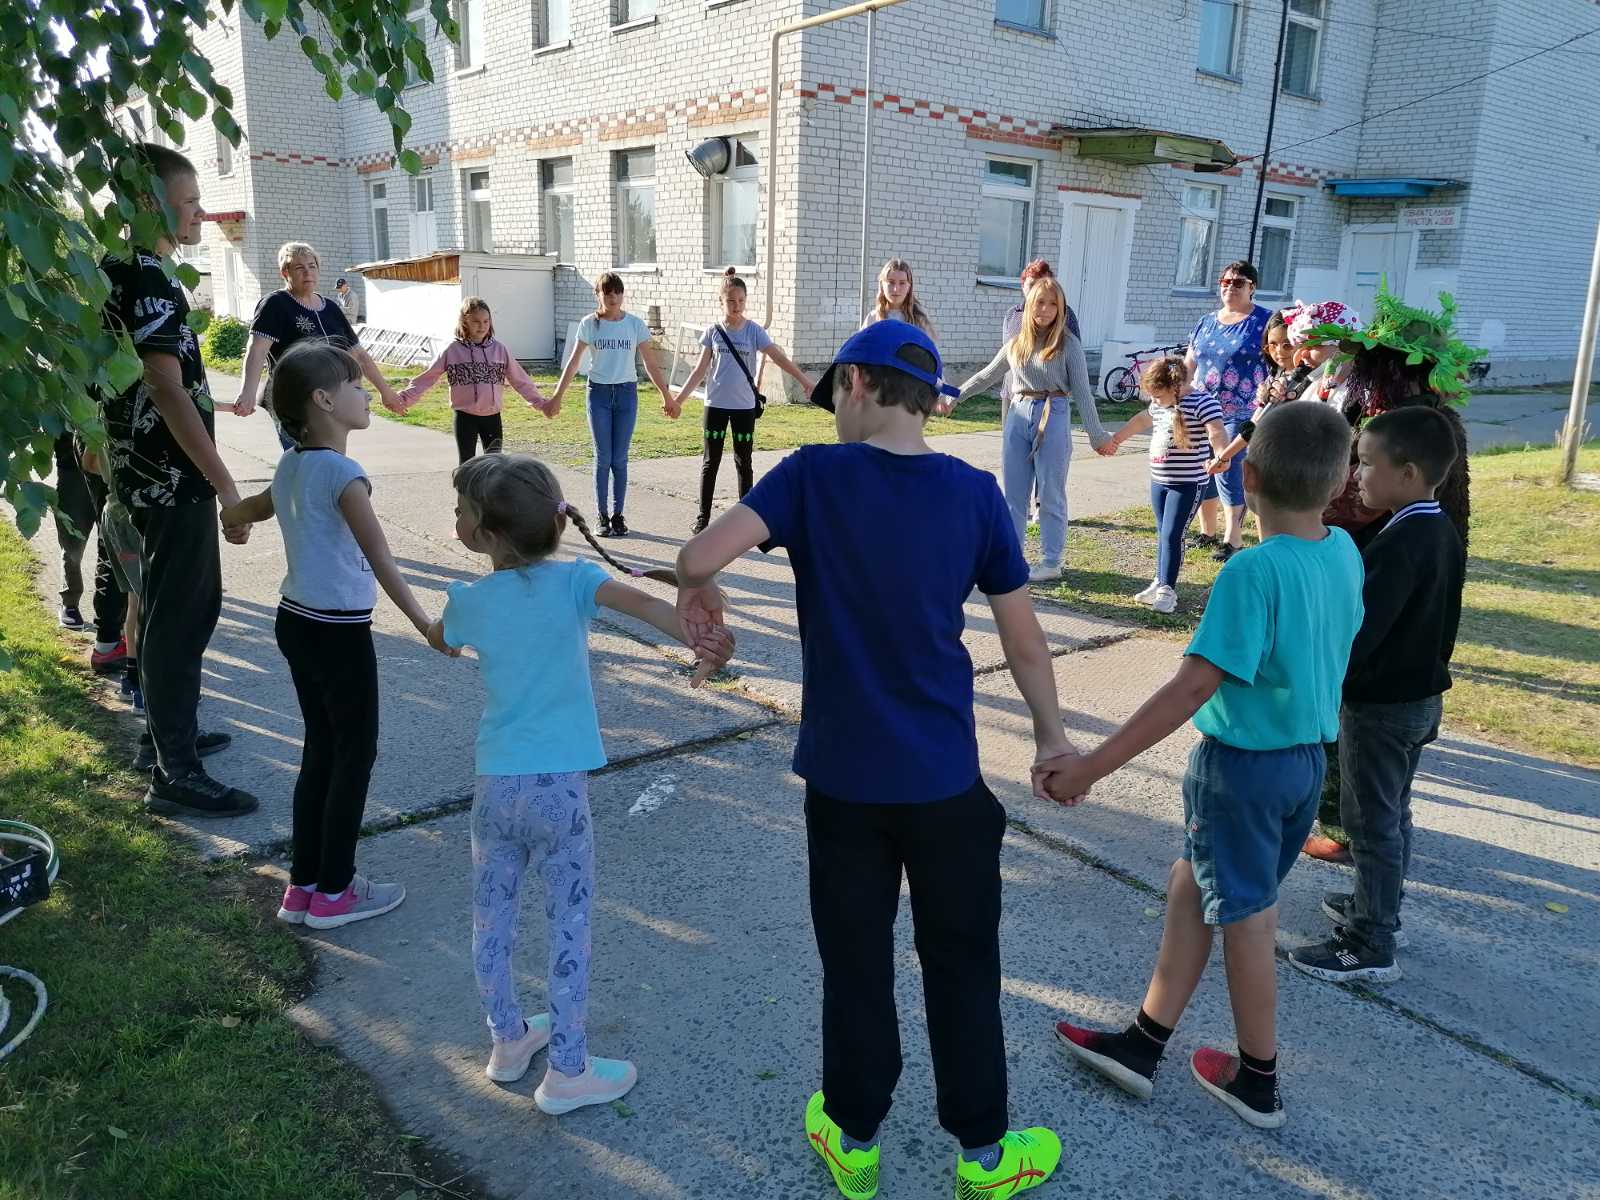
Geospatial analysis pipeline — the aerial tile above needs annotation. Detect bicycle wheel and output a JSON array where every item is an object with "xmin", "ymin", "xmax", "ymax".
[{"xmin": 1103, "ymin": 365, "xmax": 1138, "ymax": 404}]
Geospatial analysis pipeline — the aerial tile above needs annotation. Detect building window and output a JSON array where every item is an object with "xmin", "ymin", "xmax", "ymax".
[
  {"xmin": 411, "ymin": 174, "xmax": 438, "ymax": 254},
  {"xmin": 403, "ymin": 0, "xmax": 430, "ymax": 88},
  {"xmin": 453, "ymin": 0, "xmax": 484, "ymax": 69},
  {"xmin": 1256, "ymin": 195, "xmax": 1298, "ymax": 296},
  {"xmin": 216, "ymin": 126, "xmax": 233, "ymax": 176},
  {"xmin": 370, "ymin": 182, "xmax": 392, "ymax": 261},
  {"xmin": 615, "ymin": 148, "xmax": 657, "ymax": 267},
  {"xmin": 536, "ymin": 0, "xmax": 571, "ymax": 46},
  {"xmin": 463, "ymin": 170, "xmax": 492, "ymax": 253},
  {"xmin": 708, "ymin": 134, "xmax": 759, "ymax": 268},
  {"xmin": 615, "ymin": 0, "xmax": 658, "ymax": 25},
  {"xmin": 1174, "ymin": 183, "xmax": 1222, "ymax": 289},
  {"xmin": 1281, "ymin": 0, "xmax": 1324, "ymax": 97},
  {"xmin": 541, "ymin": 158, "xmax": 575, "ymax": 263},
  {"xmin": 995, "ymin": 0, "xmax": 1047, "ymax": 30},
  {"xmin": 1197, "ymin": 0, "xmax": 1241, "ymax": 76},
  {"xmin": 978, "ymin": 157, "xmax": 1035, "ymax": 280}
]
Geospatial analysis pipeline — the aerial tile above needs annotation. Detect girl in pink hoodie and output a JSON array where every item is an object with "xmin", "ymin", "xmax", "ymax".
[{"xmin": 398, "ymin": 298, "xmax": 550, "ymax": 464}]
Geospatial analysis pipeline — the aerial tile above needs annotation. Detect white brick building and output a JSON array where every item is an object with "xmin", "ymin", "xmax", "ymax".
[{"xmin": 177, "ymin": 0, "xmax": 1600, "ymax": 388}]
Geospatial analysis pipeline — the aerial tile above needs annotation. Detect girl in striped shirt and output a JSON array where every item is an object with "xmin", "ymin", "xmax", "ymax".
[{"xmin": 1100, "ymin": 356, "xmax": 1229, "ymax": 613}]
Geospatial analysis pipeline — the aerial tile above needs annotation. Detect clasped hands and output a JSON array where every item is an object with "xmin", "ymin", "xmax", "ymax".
[
  {"xmin": 1030, "ymin": 745, "xmax": 1100, "ymax": 808},
  {"xmin": 675, "ymin": 579, "xmax": 733, "ymax": 688}
]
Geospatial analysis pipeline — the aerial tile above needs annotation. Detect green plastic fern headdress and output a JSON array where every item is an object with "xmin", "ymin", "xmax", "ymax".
[{"xmin": 1302, "ymin": 284, "xmax": 1486, "ymax": 406}]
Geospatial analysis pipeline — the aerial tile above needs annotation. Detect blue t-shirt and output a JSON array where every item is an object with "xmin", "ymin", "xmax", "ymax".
[
  {"xmin": 1189, "ymin": 305, "xmax": 1271, "ymax": 423},
  {"xmin": 1186, "ymin": 529, "xmax": 1365, "ymax": 749},
  {"xmin": 578, "ymin": 312, "xmax": 651, "ymax": 385},
  {"xmin": 741, "ymin": 443, "xmax": 1028, "ymax": 804},
  {"xmin": 442, "ymin": 559, "xmax": 611, "ymax": 775}
]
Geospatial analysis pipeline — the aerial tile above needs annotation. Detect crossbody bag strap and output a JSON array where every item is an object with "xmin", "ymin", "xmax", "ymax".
[{"xmin": 713, "ymin": 324, "xmax": 761, "ymax": 402}]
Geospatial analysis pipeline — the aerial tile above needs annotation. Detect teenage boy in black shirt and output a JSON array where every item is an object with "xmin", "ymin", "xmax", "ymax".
[
  {"xmin": 1289, "ymin": 406, "xmax": 1466, "ymax": 982},
  {"xmin": 101, "ymin": 143, "xmax": 257, "ymax": 819}
]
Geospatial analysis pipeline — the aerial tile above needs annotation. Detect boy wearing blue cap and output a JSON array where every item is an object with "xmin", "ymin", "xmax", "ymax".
[{"xmin": 677, "ymin": 322, "xmax": 1071, "ymax": 1199}]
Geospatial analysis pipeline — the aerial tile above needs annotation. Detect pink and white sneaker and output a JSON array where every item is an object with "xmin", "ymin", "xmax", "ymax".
[
  {"xmin": 534, "ymin": 1056, "xmax": 638, "ymax": 1115},
  {"xmin": 304, "ymin": 874, "xmax": 406, "ymax": 930},
  {"xmin": 276, "ymin": 884, "xmax": 314, "ymax": 925},
  {"xmin": 485, "ymin": 1014, "xmax": 553, "ymax": 1082}
]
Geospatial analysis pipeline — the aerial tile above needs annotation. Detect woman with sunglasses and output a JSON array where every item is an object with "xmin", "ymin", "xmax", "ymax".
[{"xmin": 1186, "ymin": 260, "xmax": 1271, "ymax": 561}]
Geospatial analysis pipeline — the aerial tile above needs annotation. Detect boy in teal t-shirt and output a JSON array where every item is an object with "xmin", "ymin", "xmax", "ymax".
[{"xmin": 1038, "ymin": 402, "xmax": 1363, "ymax": 1130}]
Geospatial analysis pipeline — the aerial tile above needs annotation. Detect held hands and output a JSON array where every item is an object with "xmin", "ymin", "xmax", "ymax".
[
  {"xmin": 1095, "ymin": 436, "xmax": 1120, "ymax": 458},
  {"xmin": 218, "ymin": 494, "xmax": 252, "ymax": 545},
  {"xmin": 1205, "ymin": 456, "xmax": 1231, "ymax": 476},
  {"xmin": 1031, "ymin": 748, "xmax": 1097, "ymax": 807},
  {"xmin": 232, "ymin": 393, "xmax": 258, "ymax": 418},
  {"xmin": 424, "ymin": 618, "xmax": 461, "ymax": 658},
  {"xmin": 933, "ymin": 397, "xmax": 957, "ymax": 418},
  {"xmin": 379, "ymin": 383, "xmax": 407, "ymax": 414},
  {"xmin": 676, "ymin": 579, "xmax": 730, "ymax": 689},
  {"xmin": 663, "ymin": 396, "xmax": 682, "ymax": 420}
]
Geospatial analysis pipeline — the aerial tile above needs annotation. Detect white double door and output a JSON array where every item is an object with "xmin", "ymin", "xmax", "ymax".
[{"xmin": 1058, "ymin": 191, "xmax": 1140, "ymax": 354}]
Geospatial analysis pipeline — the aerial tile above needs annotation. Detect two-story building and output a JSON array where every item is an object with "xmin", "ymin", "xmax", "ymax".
[{"xmin": 175, "ymin": 0, "xmax": 1600, "ymax": 389}]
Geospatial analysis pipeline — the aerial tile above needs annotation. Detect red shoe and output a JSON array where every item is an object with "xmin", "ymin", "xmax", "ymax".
[
  {"xmin": 90, "ymin": 638, "xmax": 128, "ymax": 675},
  {"xmin": 1190, "ymin": 1047, "xmax": 1285, "ymax": 1129},
  {"xmin": 1302, "ymin": 834, "xmax": 1352, "ymax": 863}
]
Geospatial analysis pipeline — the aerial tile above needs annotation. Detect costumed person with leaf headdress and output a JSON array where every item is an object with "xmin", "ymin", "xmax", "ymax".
[{"xmin": 1297, "ymin": 285, "xmax": 1482, "ymax": 862}]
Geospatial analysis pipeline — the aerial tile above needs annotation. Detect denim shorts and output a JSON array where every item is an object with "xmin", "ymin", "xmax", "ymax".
[{"xmin": 1181, "ymin": 737, "xmax": 1325, "ymax": 925}]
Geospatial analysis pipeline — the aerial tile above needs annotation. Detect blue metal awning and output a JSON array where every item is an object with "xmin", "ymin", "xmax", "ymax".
[{"xmin": 1324, "ymin": 177, "xmax": 1463, "ymax": 198}]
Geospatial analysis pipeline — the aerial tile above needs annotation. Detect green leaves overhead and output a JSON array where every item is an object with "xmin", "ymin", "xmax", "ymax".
[{"xmin": 0, "ymin": 0, "xmax": 444, "ymax": 537}]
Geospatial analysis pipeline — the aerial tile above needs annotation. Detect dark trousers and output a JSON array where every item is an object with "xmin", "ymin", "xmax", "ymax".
[
  {"xmin": 699, "ymin": 407, "xmax": 756, "ymax": 520},
  {"xmin": 52, "ymin": 436, "xmax": 128, "ymax": 641},
  {"xmin": 1150, "ymin": 480, "xmax": 1204, "ymax": 588},
  {"xmin": 275, "ymin": 608, "xmax": 379, "ymax": 894},
  {"xmin": 132, "ymin": 499, "xmax": 222, "ymax": 778},
  {"xmin": 1339, "ymin": 696, "xmax": 1442, "ymax": 953},
  {"xmin": 805, "ymin": 779, "xmax": 1008, "ymax": 1149},
  {"xmin": 454, "ymin": 411, "xmax": 504, "ymax": 464}
]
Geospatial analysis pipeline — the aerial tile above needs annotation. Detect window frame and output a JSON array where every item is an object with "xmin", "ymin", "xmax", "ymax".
[
  {"xmin": 1196, "ymin": 0, "xmax": 1243, "ymax": 79},
  {"xmin": 463, "ymin": 168, "xmax": 493, "ymax": 254},
  {"xmin": 706, "ymin": 133, "xmax": 761, "ymax": 269},
  {"xmin": 614, "ymin": 147, "xmax": 658, "ymax": 269},
  {"xmin": 994, "ymin": 0, "xmax": 1050, "ymax": 33},
  {"xmin": 535, "ymin": 0, "xmax": 572, "ymax": 48},
  {"xmin": 1255, "ymin": 193, "xmax": 1299, "ymax": 297},
  {"xmin": 402, "ymin": 0, "xmax": 431, "ymax": 89},
  {"xmin": 540, "ymin": 157, "xmax": 576, "ymax": 264},
  {"xmin": 453, "ymin": 0, "xmax": 485, "ymax": 71},
  {"xmin": 369, "ymin": 181, "xmax": 392, "ymax": 261},
  {"xmin": 1172, "ymin": 181, "xmax": 1224, "ymax": 291},
  {"xmin": 411, "ymin": 173, "xmax": 438, "ymax": 255},
  {"xmin": 977, "ymin": 155, "xmax": 1037, "ymax": 284},
  {"xmin": 1281, "ymin": 0, "xmax": 1325, "ymax": 98},
  {"xmin": 614, "ymin": 0, "xmax": 659, "ymax": 28},
  {"xmin": 215, "ymin": 125, "xmax": 234, "ymax": 177}
]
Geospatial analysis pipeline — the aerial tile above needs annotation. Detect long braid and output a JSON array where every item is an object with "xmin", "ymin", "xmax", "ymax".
[{"xmin": 560, "ymin": 502, "xmax": 678, "ymax": 585}]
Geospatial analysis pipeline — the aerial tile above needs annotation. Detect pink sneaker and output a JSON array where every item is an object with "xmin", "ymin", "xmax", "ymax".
[
  {"xmin": 276, "ymin": 884, "xmax": 313, "ymax": 925},
  {"xmin": 485, "ymin": 1014, "xmax": 553, "ymax": 1082},
  {"xmin": 304, "ymin": 874, "xmax": 406, "ymax": 930},
  {"xmin": 534, "ymin": 1056, "xmax": 638, "ymax": 1115}
]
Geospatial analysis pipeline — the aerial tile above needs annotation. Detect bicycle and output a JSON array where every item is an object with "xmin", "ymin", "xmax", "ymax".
[{"xmin": 1101, "ymin": 342, "xmax": 1188, "ymax": 404}]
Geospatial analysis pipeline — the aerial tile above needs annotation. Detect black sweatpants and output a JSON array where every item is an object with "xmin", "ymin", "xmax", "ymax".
[
  {"xmin": 133, "ymin": 499, "xmax": 222, "ymax": 778},
  {"xmin": 52, "ymin": 435, "xmax": 127, "ymax": 641},
  {"xmin": 275, "ymin": 607, "xmax": 379, "ymax": 894},
  {"xmin": 805, "ymin": 779, "xmax": 1009, "ymax": 1149},
  {"xmin": 454, "ymin": 410, "xmax": 503, "ymax": 464},
  {"xmin": 699, "ymin": 406, "xmax": 756, "ymax": 521}
]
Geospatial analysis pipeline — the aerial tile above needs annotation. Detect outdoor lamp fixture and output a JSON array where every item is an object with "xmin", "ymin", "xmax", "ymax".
[{"xmin": 686, "ymin": 137, "xmax": 732, "ymax": 179}]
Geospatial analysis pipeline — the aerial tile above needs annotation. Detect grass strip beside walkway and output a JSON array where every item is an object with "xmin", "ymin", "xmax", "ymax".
[{"xmin": 0, "ymin": 527, "xmax": 466, "ymax": 1200}]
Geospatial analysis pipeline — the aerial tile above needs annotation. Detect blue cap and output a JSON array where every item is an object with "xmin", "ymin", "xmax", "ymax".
[{"xmin": 809, "ymin": 320, "xmax": 959, "ymax": 411}]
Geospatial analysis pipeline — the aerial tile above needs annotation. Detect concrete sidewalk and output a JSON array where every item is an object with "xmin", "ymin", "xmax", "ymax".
[{"xmin": 20, "ymin": 375, "xmax": 1600, "ymax": 1199}]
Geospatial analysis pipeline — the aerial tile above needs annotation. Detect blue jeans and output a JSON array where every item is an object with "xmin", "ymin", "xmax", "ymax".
[
  {"xmin": 1201, "ymin": 416, "xmax": 1248, "ymax": 507},
  {"xmin": 1001, "ymin": 397, "xmax": 1072, "ymax": 565},
  {"xmin": 587, "ymin": 382, "xmax": 638, "ymax": 517},
  {"xmin": 1150, "ymin": 480, "xmax": 1204, "ymax": 587}
]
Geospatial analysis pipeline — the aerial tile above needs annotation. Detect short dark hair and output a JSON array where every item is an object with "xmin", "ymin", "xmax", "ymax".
[
  {"xmin": 1247, "ymin": 401, "xmax": 1352, "ymax": 511},
  {"xmin": 850, "ymin": 343, "xmax": 940, "ymax": 417},
  {"xmin": 1221, "ymin": 259, "xmax": 1258, "ymax": 286},
  {"xmin": 119, "ymin": 142, "xmax": 197, "ymax": 186},
  {"xmin": 1362, "ymin": 406, "xmax": 1459, "ymax": 486}
]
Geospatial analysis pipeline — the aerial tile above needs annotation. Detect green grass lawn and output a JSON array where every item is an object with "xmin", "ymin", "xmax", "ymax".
[
  {"xmin": 1031, "ymin": 442, "xmax": 1600, "ymax": 767},
  {"xmin": 0, "ymin": 528, "xmax": 471, "ymax": 1200}
]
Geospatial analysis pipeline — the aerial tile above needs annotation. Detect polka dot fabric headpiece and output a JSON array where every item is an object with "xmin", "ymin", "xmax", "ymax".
[{"xmin": 1284, "ymin": 299, "xmax": 1360, "ymax": 347}]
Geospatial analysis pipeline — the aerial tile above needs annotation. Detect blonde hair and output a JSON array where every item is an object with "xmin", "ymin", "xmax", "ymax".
[
  {"xmin": 454, "ymin": 296, "xmax": 494, "ymax": 343},
  {"xmin": 1008, "ymin": 277, "xmax": 1068, "ymax": 370},
  {"xmin": 1142, "ymin": 355, "xmax": 1193, "ymax": 450},
  {"xmin": 872, "ymin": 258, "xmax": 934, "ymax": 335},
  {"xmin": 277, "ymin": 241, "xmax": 319, "ymax": 273},
  {"xmin": 452, "ymin": 453, "xmax": 677, "ymax": 583}
]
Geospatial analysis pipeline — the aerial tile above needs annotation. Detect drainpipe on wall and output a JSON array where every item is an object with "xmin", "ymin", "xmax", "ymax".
[{"xmin": 1247, "ymin": 0, "xmax": 1291, "ymax": 263}]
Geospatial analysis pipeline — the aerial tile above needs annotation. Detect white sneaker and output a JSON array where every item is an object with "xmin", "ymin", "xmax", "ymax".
[
  {"xmin": 1133, "ymin": 580, "xmax": 1161, "ymax": 604},
  {"xmin": 1028, "ymin": 561, "xmax": 1063, "ymax": 584},
  {"xmin": 534, "ymin": 1055, "xmax": 638, "ymax": 1115},
  {"xmin": 1151, "ymin": 585, "xmax": 1178, "ymax": 614},
  {"xmin": 485, "ymin": 1014, "xmax": 552, "ymax": 1082}
]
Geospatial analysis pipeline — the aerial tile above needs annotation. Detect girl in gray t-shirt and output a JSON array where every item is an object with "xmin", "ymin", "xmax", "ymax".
[{"xmin": 671, "ymin": 269, "xmax": 814, "ymax": 532}]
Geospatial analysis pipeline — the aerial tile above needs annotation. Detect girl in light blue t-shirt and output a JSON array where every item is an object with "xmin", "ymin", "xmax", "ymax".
[
  {"xmin": 548, "ymin": 273, "xmax": 675, "ymax": 539},
  {"xmin": 431, "ymin": 453, "xmax": 733, "ymax": 1116}
]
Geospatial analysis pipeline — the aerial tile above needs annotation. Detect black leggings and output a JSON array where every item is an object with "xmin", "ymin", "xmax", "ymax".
[
  {"xmin": 699, "ymin": 407, "xmax": 757, "ymax": 520},
  {"xmin": 275, "ymin": 607, "xmax": 379, "ymax": 894},
  {"xmin": 454, "ymin": 411, "xmax": 503, "ymax": 464}
]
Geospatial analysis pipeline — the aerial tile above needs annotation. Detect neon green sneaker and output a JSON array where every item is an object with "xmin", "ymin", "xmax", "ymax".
[
  {"xmin": 954, "ymin": 1128, "xmax": 1062, "ymax": 1198},
  {"xmin": 805, "ymin": 1091, "xmax": 880, "ymax": 1199}
]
